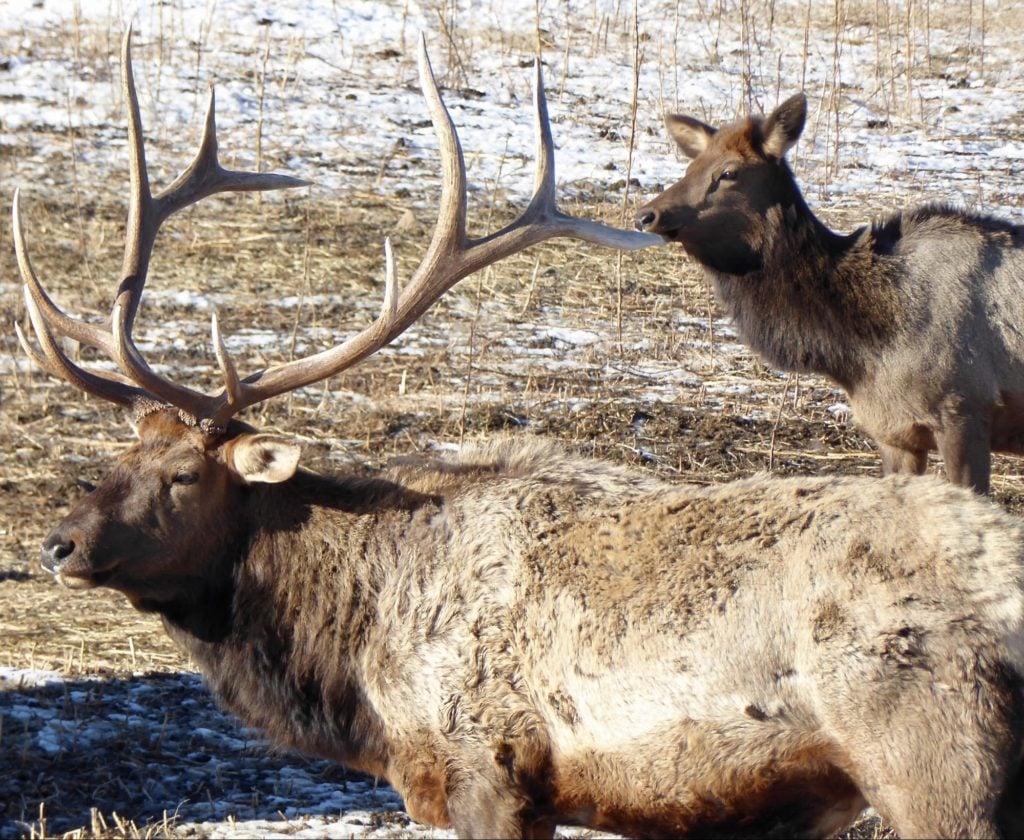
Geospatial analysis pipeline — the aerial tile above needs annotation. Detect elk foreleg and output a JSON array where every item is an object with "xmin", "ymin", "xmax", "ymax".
[
  {"xmin": 878, "ymin": 443, "xmax": 927, "ymax": 477},
  {"xmin": 825, "ymin": 646, "xmax": 1020, "ymax": 838}
]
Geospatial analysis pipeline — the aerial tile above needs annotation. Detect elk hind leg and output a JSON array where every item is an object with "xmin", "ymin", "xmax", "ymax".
[{"xmin": 936, "ymin": 409, "xmax": 992, "ymax": 493}]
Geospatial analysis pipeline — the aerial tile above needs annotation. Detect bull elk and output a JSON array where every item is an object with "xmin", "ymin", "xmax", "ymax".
[
  {"xmin": 635, "ymin": 94, "xmax": 1024, "ymax": 494},
  {"xmin": 18, "ymin": 34, "xmax": 1024, "ymax": 840}
]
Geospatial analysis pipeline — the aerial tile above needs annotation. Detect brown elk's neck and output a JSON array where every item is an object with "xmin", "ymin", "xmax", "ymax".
[
  {"xmin": 711, "ymin": 196, "xmax": 901, "ymax": 392},
  {"xmin": 161, "ymin": 470, "xmax": 437, "ymax": 775}
]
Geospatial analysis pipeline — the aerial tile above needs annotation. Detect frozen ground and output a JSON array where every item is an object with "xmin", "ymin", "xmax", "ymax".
[
  {"xmin": 3, "ymin": 0, "xmax": 1024, "ymax": 225},
  {"xmin": 2, "ymin": 0, "xmax": 1023, "ymax": 837},
  {"xmin": 0, "ymin": 666, "xmax": 436, "ymax": 838}
]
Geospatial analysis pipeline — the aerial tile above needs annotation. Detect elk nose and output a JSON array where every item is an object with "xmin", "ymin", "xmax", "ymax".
[
  {"xmin": 635, "ymin": 209, "xmax": 659, "ymax": 232},
  {"xmin": 41, "ymin": 533, "xmax": 76, "ymax": 574}
]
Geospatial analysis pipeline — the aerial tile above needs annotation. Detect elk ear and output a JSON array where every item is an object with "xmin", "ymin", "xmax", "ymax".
[
  {"xmin": 225, "ymin": 434, "xmax": 300, "ymax": 484},
  {"xmin": 665, "ymin": 114, "xmax": 716, "ymax": 159},
  {"xmin": 762, "ymin": 93, "xmax": 806, "ymax": 159}
]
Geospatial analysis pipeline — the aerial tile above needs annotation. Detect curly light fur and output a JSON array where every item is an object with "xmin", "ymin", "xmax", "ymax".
[{"xmin": 39, "ymin": 411, "xmax": 1024, "ymax": 837}]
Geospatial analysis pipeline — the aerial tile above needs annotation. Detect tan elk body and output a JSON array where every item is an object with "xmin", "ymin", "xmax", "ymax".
[
  {"xmin": 18, "ymin": 33, "xmax": 1024, "ymax": 839},
  {"xmin": 47, "ymin": 410, "xmax": 1024, "ymax": 838},
  {"xmin": 636, "ymin": 95, "xmax": 1024, "ymax": 494}
]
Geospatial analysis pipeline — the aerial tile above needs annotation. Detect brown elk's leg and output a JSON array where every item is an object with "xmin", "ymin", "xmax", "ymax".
[
  {"xmin": 445, "ymin": 765, "xmax": 551, "ymax": 840},
  {"xmin": 828, "ymin": 652, "xmax": 1020, "ymax": 839},
  {"xmin": 937, "ymin": 411, "xmax": 992, "ymax": 493},
  {"xmin": 878, "ymin": 443, "xmax": 927, "ymax": 477}
]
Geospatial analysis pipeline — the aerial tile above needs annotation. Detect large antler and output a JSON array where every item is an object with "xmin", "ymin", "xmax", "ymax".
[{"xmin": 17, "ymin": 31, "xmax": 660, "ymax": 432}]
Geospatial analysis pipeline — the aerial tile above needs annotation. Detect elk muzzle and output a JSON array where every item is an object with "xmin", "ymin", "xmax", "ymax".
[
  {"xmin": 40, "ymin": 520, "xmax": 115, "ymax": 589},
  {"xmin": 634, "ymin": 194, "xmax": 696, "ymax": 243}
]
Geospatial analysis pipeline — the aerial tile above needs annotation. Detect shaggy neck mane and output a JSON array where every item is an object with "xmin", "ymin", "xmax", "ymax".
[
  {"xmin": 712, "ymin": 194, "xmax": 904, "ymax": 392},
  {"xmin": 162, "ymin": 469, "xmax": 438, "ymax": 777}
]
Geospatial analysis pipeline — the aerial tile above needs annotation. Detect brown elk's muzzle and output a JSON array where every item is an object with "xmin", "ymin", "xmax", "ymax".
[
  {"xmin": 634, "ymin": 171, "xmax": 705, "ymax": 243},
  {"xmin": 40, "ymin": 504, "xmax": 119, "ymax": 589},
  {"xmin": 41, "ymin": 529, "xmax": 93, "ymax": 588},
  {"xmin": 634, "ymin": 197, "xmax": 697, "ymax": 243}
]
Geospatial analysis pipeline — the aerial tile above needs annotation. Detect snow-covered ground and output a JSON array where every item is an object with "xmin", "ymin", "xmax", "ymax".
[
  {"xmin": 0, "ymin": 666, "xmax": 436, "ymax": 838},
  {"xmin": 2, "ymin": 0, "xmax": 1023, "ymax": 836},
  {"xmin": 3, "ymin": 0, "xmax": 1023, "ymax": 224}
]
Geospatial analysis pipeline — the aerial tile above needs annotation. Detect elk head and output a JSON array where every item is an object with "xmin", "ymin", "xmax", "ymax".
[
  {"xmin": 635, "ymin": 93, "xmax": 807, "ymax": 274},
  {"xmin": 16, "ymin": 30, "xmax": 659, "ymax": 606},
  {"xmin": 40, "ymin": 411, "xmax": 297, "ymax": 616}
]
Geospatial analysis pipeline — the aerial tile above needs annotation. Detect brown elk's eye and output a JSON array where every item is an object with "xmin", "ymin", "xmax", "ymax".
[
  {"xmin": 172, "ymin": 471, "xmax": 199, "ymax": 486},
  {"xmin": 719, "ymin": 169, "xmax": 738, "ymax": 181}
]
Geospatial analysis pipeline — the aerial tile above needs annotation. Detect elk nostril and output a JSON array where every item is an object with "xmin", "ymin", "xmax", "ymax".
[
  {"xmin": 636, "ymin": 210, "xmax": 658, "ymax": 232},
  {"xmin": 52, "ymin": 540, "xmax": 75, "ymax": 560},
  {"xmin": 41, "ymin": 536, "xmax": 76, "ymax": 571}
]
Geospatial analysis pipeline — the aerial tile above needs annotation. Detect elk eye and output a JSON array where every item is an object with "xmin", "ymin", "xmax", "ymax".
[
  {"xmin": 172, "ymin": 471, "xmax": 199, "ymax": 486},
  {"xmin": 719, "ymin": 169, "xmax": 738, "ymax": 181}
]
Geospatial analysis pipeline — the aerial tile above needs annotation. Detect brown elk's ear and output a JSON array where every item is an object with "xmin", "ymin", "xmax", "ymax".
[
  {"xmin": 762, "ymin": 93, "xmax": 806, "ymax": 159},
  {"xmin": 665, "ymin": 114, "xmax": 716, "ymax": 159},
  {"xmin": 225, "ymin": 434, "xmax": 300, "ymax": 484}
]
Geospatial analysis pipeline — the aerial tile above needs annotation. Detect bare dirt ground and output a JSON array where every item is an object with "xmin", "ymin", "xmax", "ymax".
[{"xmin": 3, "ymin": 0, "xmax": 1024, "ymax": 836}]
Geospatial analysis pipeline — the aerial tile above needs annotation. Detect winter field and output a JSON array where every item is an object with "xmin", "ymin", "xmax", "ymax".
[{"xmin": 2, "ymin": 0, "xmax": 1024, "ymax": 836}]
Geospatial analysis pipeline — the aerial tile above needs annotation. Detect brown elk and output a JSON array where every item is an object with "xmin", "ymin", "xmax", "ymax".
[
  {"xmin": 635, "ymin": 94, "xmax": 1024, "ymax": 494},
  {"xmin": 19, "ymin": 35, "xmax": 1024, "ymax": 840}
]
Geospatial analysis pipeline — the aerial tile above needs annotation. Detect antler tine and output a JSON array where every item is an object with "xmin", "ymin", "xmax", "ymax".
[
  {"xmin": 13, "ymin": 189, "xmax": 118, "ymax": 357},
  {"xmin": 157, "ymin": 88, "xmax": 312, "ymax": 217},
  {"xmin": 19, "ymin": 287, "xmax": 150, "ymax": 408},
  {"xmin": 200, "ymin": 234, "xmax": 404, "ymax": 426},
  {"xmin": 107, "ymin": 26, "xmax": 310, "ymax": 421},
  {"xmin": 375, "ymin": 40, "xmax": 660, "ymax": 331},
  {"xmin": 14, "ymin": 318, "xmax": 56, "ymax": 377},
  {"xmin": 416, "ymin": 34, "xmax": 469, "ymax": 255},
  {"xmin": 381, "ymin": 237, "xmax": 399, "ymax": 326},
  {"xmin": 211, "ymin": 312, "xmax": 244, "ymax": 407},
  {"xmin": 118, "ymin": 27, "xmax": 310, "ymax": 317},
  {"xmin": 516, "ymin": 57, "xmax": 662, "ymax": 250},
  {"xmin": 528, "ymin": 59, "xmax": 557, "ymax": 209}
]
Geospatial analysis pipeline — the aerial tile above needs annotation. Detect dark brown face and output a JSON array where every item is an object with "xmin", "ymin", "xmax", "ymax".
[
  {"xmin": 40, "ymin": 410, "xmax": 300, "ymax": 612},
  {"xmin": 40, "ymin": 411, "xmax": 238, "ymax": 609},
  {"xmin": 635, "ymin": 93, "xmax": 808, "ymax": 275}
]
